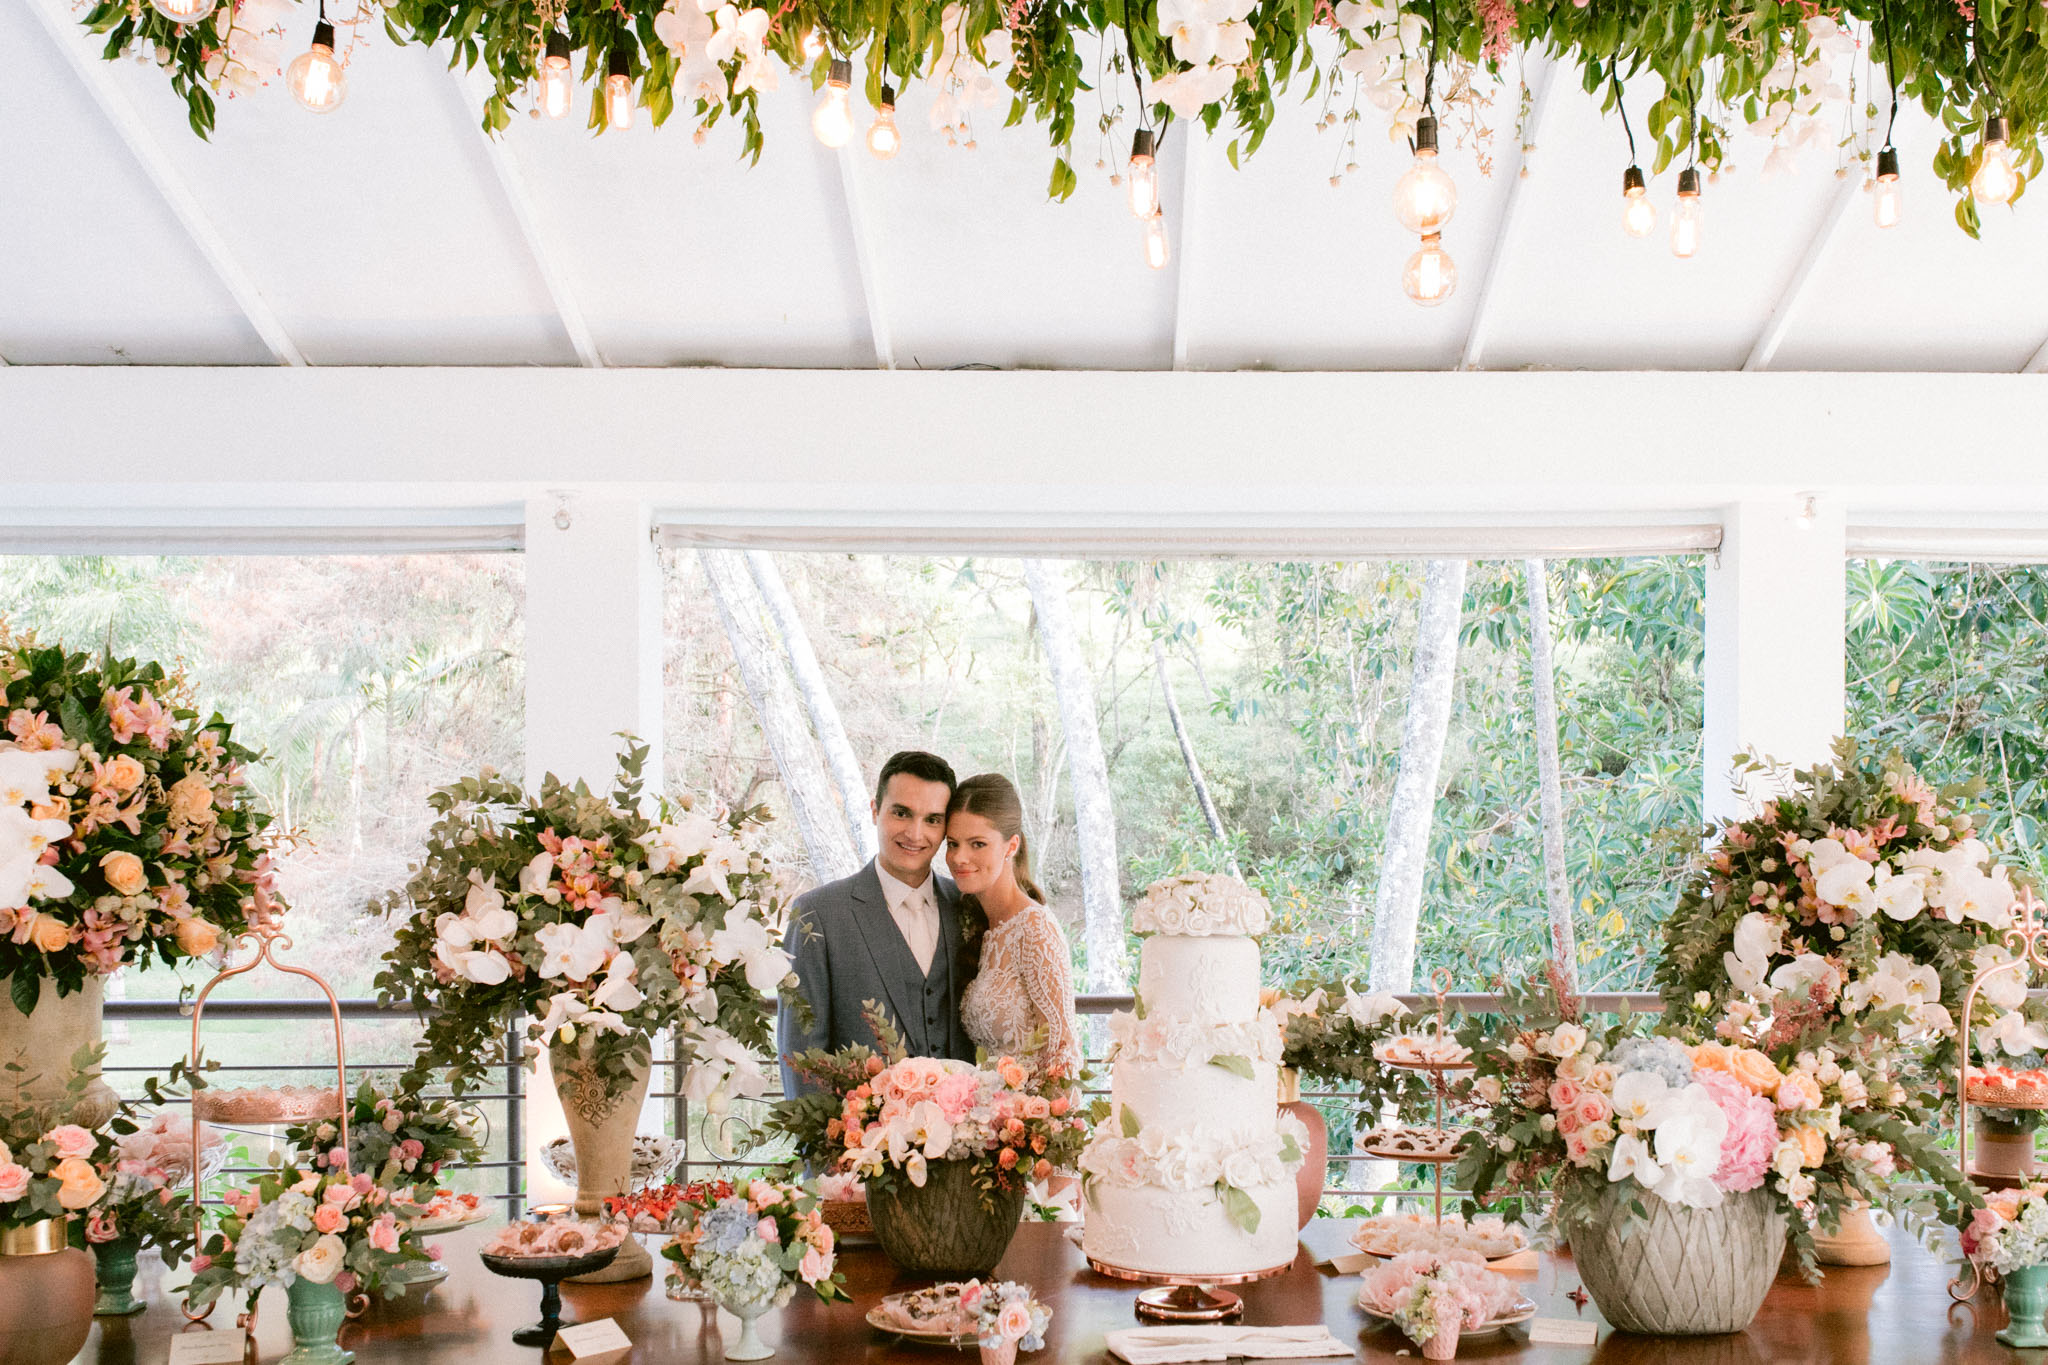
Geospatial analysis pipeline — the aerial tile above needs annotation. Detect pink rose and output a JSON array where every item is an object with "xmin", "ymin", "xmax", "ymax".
[
  {"xmin": 368, "ymin": 1215, "xmax": 400, "ymax": 1253},
  {"xmin": 1575, "ymin": 1094, "xmax": 1611, "ymax": 1128},
  {"xmin": 335, "ymin": 1271, "xmax": 359, "ymax": 1296},
  {"xmin": 313, "ymin": 1204, "xmax": 347, "ymax": 1234},
  {"xmin": 324, "ymin": 1184, "xmax": 357, "ymax": 1207},
  {"xmin": 190, "ymin": 1255, "xmax": 212, "ymax": 1273},
  {"xmin": 748, "ymin": 1180, "xmax": 778, "ymax": 1212},
  {"xmin": 1555, "ymin": 1105, "xmax": 1581, "ymax": 1136},
  {"xmin": 397, "ymin": 1139, "xmax": 425, "ymax": 1162},
  {"xmin": 1548, "ymin": 1079, "xmax": 1583, "ymax": 1112},
  {"xmin": 798, "ymin": 1245, "xmax": 831, "ymax": 1285},
  {"xmin": 0, "ymin": 1164, "xmax": 29, "ymax": 1203},
  {"xmin": 756, "ymin": 1217, "xmax": 779, "ymax": 1243},
  {"xmin": 47, "ymin": 1125, "xmax": 96, "ymax": 1160},
  {"xmin": 1565, "ymin": 1132, "xmax": 1592, "ymax": 1164}
]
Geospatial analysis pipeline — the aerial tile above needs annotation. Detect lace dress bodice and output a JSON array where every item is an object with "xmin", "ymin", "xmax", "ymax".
[{"xmin": 960, "ymin": 905, "xmax": 1083, "ymax": 1080}]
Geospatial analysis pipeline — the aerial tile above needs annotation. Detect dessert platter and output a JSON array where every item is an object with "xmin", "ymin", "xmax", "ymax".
[
  {"xmin": 190, "ymin": 1083, "xmax": 344, "ymax": 1125},
  {"xmin": 1372, "ymin": 1029, "xmax": 1474, "ymax": 1070},
  {"xmin": 1349, "ymin": 1211, "xmax": 1531, "ymax": 1262},
  {"xmin": 1966, "ymin": 1064, "xmax": 2048, "ymax": 1108},
  {"xmin": 400, "ymin": 1189, "xmax": 490, "ymax": 1234},
  {"xmin": 865, "ymin": 1282, "xmax": 982, "ymax": 1345},
  {"xmin": 542, "ymin": 1133, "xmax": 687, "ymax": 1189},
  {"xmin": 479, "ymin": 1216, "xmax": 632, "ymax": 1345},
  {"xmin": 1357, "ymin": 1124, "xmax": 1473, "ymax": 1162}
]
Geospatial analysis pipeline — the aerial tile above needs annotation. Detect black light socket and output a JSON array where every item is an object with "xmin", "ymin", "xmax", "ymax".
[
  {"xmin": 545, "ymin": 31, "xmax": 570, "ymax": 63},
  {"xmin": 311, "ymin": 18, "xmax": 336, "ymax": 50},
  {"xmin": 1985, "ymin": 113, "xmax": 2011, "ymax": 145},
  {"xmin": 1131, "ymin": 128, "xmax": 1155, "ymax": 161},
  {"xmin": 1622, "ymin": 165, "xmax": 1646, "ymax": 196},
  {"xmin": 879, "ymin": 82, "xmax": 897, "ymax": 110},
  {"xmin": 827, "ymin": 57, "xmax": 852, "ymax": 87},
  {"xmin": 1876, "ymin": 146, "xmax": 1900, "ymax": 182},
  {"xmin": 608, "ymin": 47, "xmax": 631, "ymax": 79},
  {"xmin": 1677, "ymin": 166, "xmax": 1702, "ymax": 197},
  {"xmin": 1414, "ymin": 115, "xmax": 1439, "ymax": 155}
]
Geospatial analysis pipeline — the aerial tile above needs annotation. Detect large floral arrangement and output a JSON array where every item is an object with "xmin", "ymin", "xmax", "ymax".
[
  {"xmin": 0, "ymin": 625, "xmax": 280, "ymax": 1006},
  {"xmin": 75, "ymin": 0, "xmax": 2048, "ymax": 225},
  {"xmin": 0, "ymin": 1052, "xmax": 116, "ymax": 1231},
  {"xmin": 287, "ymin": 1078, "xmax": 484, "ymax": 1200},
  {"xmin": 376, "ymin": 742, "xmax": 796, "ymax": 1107},
  {"xmin": 661, "ymin": 1176, "xmax": 848, "ymax": 1306},
  {"xmin": 187, "ymin": 1161, "xmax": 425, "ymax": 1310}
]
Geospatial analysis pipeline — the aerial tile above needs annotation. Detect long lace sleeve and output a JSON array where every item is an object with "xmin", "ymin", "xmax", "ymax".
[{"xmin": 1016, "ymin": 908, "xmax": 1083, "ymax": 1080}]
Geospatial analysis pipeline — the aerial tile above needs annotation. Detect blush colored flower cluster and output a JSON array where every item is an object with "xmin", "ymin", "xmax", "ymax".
[{"xmin": 833, "ymin": 1054, "xmax": 1084, "ymax": 1190}]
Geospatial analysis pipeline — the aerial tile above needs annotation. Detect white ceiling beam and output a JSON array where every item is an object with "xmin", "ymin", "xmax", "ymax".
[
  {"xmin": 449, "ymin": 68, "xmax": 603, "ymax": 369},
  {"xmin": 25, "ymin": 0, "xmax": 306, "ymax": 367},
  {"xmin": 2022, "ymin": 336, "xmax": 2048, "ymax": 374},
  {"xmin": 1458, "ymin": 60, "xmax": 1562, "ymax": 372},
  {"xmin": 1744, "ymin": 175, "xmax": 1862, "ymax": 372},
  {"xmin": 1171, "ymin": 128, "xmax": 1211, "ymax": 371},
  {"xmin": 835, "ymin": 150, "xmax": 896, "ymax": 370}
]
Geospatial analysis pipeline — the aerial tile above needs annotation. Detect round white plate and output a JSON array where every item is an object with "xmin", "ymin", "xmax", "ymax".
[
  {"xmin": 1359, "ymin": 1296, "xmax": 1538, "ymax": 1340},
  {"xmin": 407, "ymin": 1207, "xmax": 492, "ymax": 1235}
]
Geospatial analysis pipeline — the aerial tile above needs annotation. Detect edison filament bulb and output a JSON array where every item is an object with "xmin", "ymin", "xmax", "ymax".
[
  {"xmin": 1128, "ymin": 129, "xmax": 1159, "ymax": 219},
  {"xmin": 867, "ymin": 84, "xmax": 901, "ymax": 160},
  {"xmin": 1392, "ymin": 115, "xmax": 1458, "ymax": 235},
  {"xmin": 1670, "ymin": 167, "xmax": 1703, "ymax": 258},
  {"xmin": 1401, "ymin": 233, "xmax": 1456, "ymax": 306},
  {"xmin": 1972, "ymin": 115, "xmax": 2018, "ymax": 206},
  {"xmin": 604, "ymin": 49, "xmax": 633, "ymax": 131},
  {"xmin": 1872, "ymin": 146, "xmax": 1903, "ymax": 229},
  {"xmin": 812, "ymin": 58, "xmax": 854, "ymax": 148},
  {"xmin": 539, "ymin": 32, "xmax": 573, "ymax": 120},
  {"xmin": 286, "ymin": 19, "xmax": 347, "ymax": 114},
  {"xmin": 1142, "ymin": 210, "xmax": 1170, "ymax": 271},
  {"xmin": 1621, "ymin": 165, "xmax": 1656, "ymax": 239}
]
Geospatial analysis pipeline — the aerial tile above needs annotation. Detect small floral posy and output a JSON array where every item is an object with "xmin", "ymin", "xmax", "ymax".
[
  {"xmin": 0, "ymin": 1049, "xmax": 118, "ymax": 1232},
  {"xmin": 959, "ymin": 1279, "xmax": 1050, "ymax": 1351},
  {"xmin": 1964, "ymin": 1184, "xmax": 2048, "ymax": 1276},
  {"xmin": 187, "ymin": 1159, "xmax": 426, "ymax": 1310},
  {"xmin": 287, "ymin": 1077, "xmax": 483, "ymax": 1203},
  {"xmin": 661, "ymin": 1177, "xmax": 848, "ymax": 1306}
]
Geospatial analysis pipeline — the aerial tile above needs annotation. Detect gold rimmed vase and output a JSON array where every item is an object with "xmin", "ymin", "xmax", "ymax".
[{"xmin": 0, "ymin": 1217, "xmax": 96, "ymax": 1365}]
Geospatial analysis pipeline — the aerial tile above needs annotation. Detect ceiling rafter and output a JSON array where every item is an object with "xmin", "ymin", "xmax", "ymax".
[
  {"xmin": 835, "ymin": 150, "xmax": 897, "ymax": 370},
  {"xmin": 449, "ymin": 67, "xmax": 603, "ymax": 369},
  {"xmin": 26, "ymin": 0, "xmax": 307, "ymax": 367},
  {"xmin": 1458, "ymin": 59, "xmax": 1560, "ymax": 372},
  {"xmin": 1744, "ymin": 174, "xmax": 1861, "ymax": 372},
  {"xmin": 1171, "ymin": 128, "xmax": 1211, "ymax": 371},
  {"xmin": 2022, "ymin": 337, "xmax": 2048, "ymax": 374}
]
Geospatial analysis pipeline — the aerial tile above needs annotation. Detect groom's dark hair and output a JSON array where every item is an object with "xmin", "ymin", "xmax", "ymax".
[{"xmin": 873, "ymin": 750, "xmax": 957, "ymax": 805}]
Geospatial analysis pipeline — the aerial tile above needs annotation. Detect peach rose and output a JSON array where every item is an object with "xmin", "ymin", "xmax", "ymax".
[
  {"xmin": 167, "ymin": 775, "xmax": 216, "ymax": 826},
  {"xmin": 1790, "ymin": 1124, "xmax": 1827, "ymax": 1168},
  {"xmin": 174, "ymin": 918, "xmax": 221, "ymax": 957},
  {"xmin": 1775, "ymin": 1071, "xmax": 1824, "ymax": 1112},
  {"xmin": 100, "ymin": 851, "xmax": 148, "ymax": 898},
  {"xmin": 105, "ymin": 756, "xmax": 146, "ymax": 793},
  {"xmin": 53, "ymin": 1157, "xmax": 106, "ymax": 1210},
  {"xmin": 1690, "ymin": 1042, "xmax": 1735, "ymax": 1075},
  {"xmin": 27, "ymin": 913, "xmax": 73, "ymax": 954},
  {"xmin": 313, "ymin": 1203, "xmax": 347, "ymax": 1234},
  {"xmin": 1729, "ymin": 1049, "xmax": 1782, "ymax": 1096}
]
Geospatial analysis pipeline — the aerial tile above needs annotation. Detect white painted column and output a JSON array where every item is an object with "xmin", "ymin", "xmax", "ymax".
[
  {"xmin": 520, "ymin": 493, "xmax": 666, "ymax": 1206},
  {"xmin": 1701, "ymin": 497, "xmax": 1847, "ymax": 824}
]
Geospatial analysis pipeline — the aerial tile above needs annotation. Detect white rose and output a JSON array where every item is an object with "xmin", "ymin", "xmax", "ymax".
[
  {"xmin": 1220, "ymin": 1149, "xmax": 1265, "ymax": 1190},
  {"xmin": 1549, "ymin": 1023, "xmax": 1589, "ymax": 1058},
  {"xmin": 1473, "ymin": 1076, "xmax": 1502, "ymax": 1105},
  {"xmin": 295, "ymin": 1233, "xmax": 346, "ymax": 1284}
]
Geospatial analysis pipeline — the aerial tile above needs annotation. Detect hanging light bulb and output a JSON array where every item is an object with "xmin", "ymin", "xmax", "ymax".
[
  {"xmin": 1401, "ymin": 233, "xmax": 1456, "ymax": 306},
  {"xmin": 538, "ymin": 32, "xmax": 573, "ymax": 120},
  {"xmin": 1670, "ymin": 167, "xmax": 1704, "ymax": 258},
  {"xmin": 812, "ymin": 58, "xmax": 855, "ymax": 148},
  {"xmin": 867, "ymin": 84, "xmax": 901, "ymax": 160},
  {"xmin": 148, "ymin": 0, "xmax": 216, "ymax": 23},
  {"xmin": 1128, "ymin": 129, "xmax": 1159, "ymax": 219},
  {"xmin": 1621, "ymin": 165, "xmax": 1656, "ymax": 239},
  {"xmin": 1871, "ymin": 146, "xmax": 1903, "ymax": 229},
  {"xmin": 1142, "ymin": 210, "xmax": 1170, "ymax": 271},
  {"xmin": 286, "ymin": 18, "xmax": 348, "ymax": 114},
  {"xmin": 603, "ymin": 48, "xmax": 634, "ymax": 131},
  {"xmin": 1392, "ymin": 115, "xmax": 1458, "ymax": 235},
  {"xmin": 1972, "ymin": 114, "xmax": 2018, "ymax": 206}
]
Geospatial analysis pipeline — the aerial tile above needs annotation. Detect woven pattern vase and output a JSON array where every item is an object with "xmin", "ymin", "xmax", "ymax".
[
  {"xmin": 866, "ymin": 1159, "xmax": 1026, "ymax": 1277},
  {"xmin": 1570, "ymin": 1181, "xmax": 1785, "ymax": 1335}
]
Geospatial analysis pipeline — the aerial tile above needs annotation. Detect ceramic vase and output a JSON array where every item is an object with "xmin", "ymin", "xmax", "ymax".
[
  {"xmin": 0, "ymin": 1219, "xmax": 95, "ymax": 1365},
  {"xmin": 92, "ymin": 1235, "xmax": 144, "ymax": 1315},
  {"xmin": 1977, "ymin": 1115, "xmax": 2039, "ymax": 1181},
  {"xmin": 282, "ymin": 1276, "xmax": 355, "ymax": 1365},
  {"xmin": 1421, "ymin": 1321, "xmax": 1461, "ymax": 1360},
  {"xmin": 0, "ymin": 975, "xmax": 117, "ymax": 1128},
  {"xmin": 2000, "ymin": 1263, "xmax": 2048, "ymax": 1349},
  {"xmin": 720, "ymin": 1289, "xmax": 777, "ymax": 1360},
  {"xmin": 1811, "ymin": 1200, "xmax": 1891, "ymax": 1268},
  {"xmin": 866, "ymin": 1158, "xmax": 1027, "ymax": 1277},
  {"xmin": 981, "ymin": 1339, "xmax": 1020, "ymax": 1365},
  {"xmin": 551, "ymin": 1047, "xmax": 653, "ymax": 1282},
  {"xmin": 1276, "ymin": 1069, "xmax": 1328, "ymax": 1229},
  {"xmin": 1569, "ymin": 1180, "xmax": 1785, "ymax": 1335}
]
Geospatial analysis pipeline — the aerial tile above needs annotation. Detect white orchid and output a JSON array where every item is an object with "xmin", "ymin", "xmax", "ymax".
[
  {"xmin": 680, "ymin": 835, "xmax": 748, "ymax": 903},
  {"xmin": 591, "ymin": 953, "xmax": 645, "ymax": 1013},
  {"xmin": 1814, "ymin": 855, "xmax": 1875, "ymax": 913},
  {"xmin": 1724, "ymin": 951, "xmax": 1768, "ymax": 995},
  {"xmin": 681, "ymin": 1026, "xmax": 771, "ymax": 1110},
  {"xmin": 1975, "ymin": 945, "xmax": 2031, "ymax": 1011},
  {"xmin": 1152, "ymin": 63, "xmax": 1239, "ymax": 119},
  {"xmin": 1338, "ymin": 986, "xmax": 1407, "ymax": 1029},
  {"xmin": 653, "ymin": 0, "xmax": 715, "ymax": 57},
  {"xmin": 535, "ymin": 919, "xmax": 612, "ymax": 983},
  {"xmin": 0, "ymin": 807, "xmax": 72, "ymax": 864},
  {"xmin": 0, "ymin": 750, "xmax": 63, "ymax": 808},
  {"xmin": 1607, "ymin": 1132, "xmax": 1661, "ymax": 1187},
  {"xmin": 930, "ymin": 3, "xmax": 1012, "ymax": 137},
  {"xmin": 709, "ymin": 913, "xmax": 793, "ymax": 994},
  {"xmin": 886, "ymin": 1100, "xmax": 956, "ymax": 1165},
  {"xmin": 1981, "ymin": 1009, "xmax": 2048, "ymax": 1059},
  {"xmin": 463, "ymin": 875, "xmax": 518, "ymax": 941},
  {"xmin": 1610, "ymin": 1071, "xmax": 1672, "ymax": 1128},
  {"xmin": 517, "ymin": 852, "xmax": 555, "ymax": 895},
  {"xmin": 1872, "ymin": 866, "xmax": 1926, "ymax": 921},
  {"xmin": 640, "ymin": 812, "xmax": 719, "ymax": 873},
  {"xmin": 705, "ymin": 5, "xmax": 778, "ymax": 95},
  {"xmin": 534, "ymin": 990, "xmax": 629, "ymax": 1044},
  {"xmin": 1731, "ymin": 912, "xmax": 1784, "ymax": 964},
  {"xmin": 1769, "ymin": 952, "xmax": 1841, "ymax": 1002},
  {"xmin": 1647, "ymin": 1086, "xmax": 1728, "ymax": 1208}
]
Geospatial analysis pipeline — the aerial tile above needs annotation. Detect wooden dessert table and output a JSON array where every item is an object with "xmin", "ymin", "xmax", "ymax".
[{"xmin": 75, "ymin": 1217, "xmax": 2028, "ymax": 1363}]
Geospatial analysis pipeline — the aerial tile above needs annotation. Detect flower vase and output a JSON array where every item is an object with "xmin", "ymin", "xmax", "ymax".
[
  {"xmin": 866, "ymin": 1157, "xmax": 1028, "ymax": 1277},
  {"xmin": 550, "ymin": 1046, "xmax": 653, "ymax": 1283},
  {"xmin": 2001, "ymin": 1264, "xmax": 2048, "ymax": 1349},
  {"xmin": 1421, "ymin": 1322, "xmax": 1460, "ymax": 1360},
  {"xmin": 92, "ymin": 1236, "xmax": 144, "ymax": 1316},
  {"xmin": 0, "ymin": 1219, "xmax": 95, "ymax": 1365},
  {"xmin": 980, "ymin": 1339, "xmax": 1020, "ymax": 1365},
  {"xmin": 1276, "ymin": 1069, "xmax": 1328, "ymax": 1229},
  {"xmin": 1568, "ymin": 1179, "xmax": 1785, "ymax": 1334},
  {"xmin": 719, "ymin": 1290, "xmax": 776, "ymax": 1361},
  {"xmin": 281, "ymin": 1276, "xmax": 355, "ymax": 1365},
  {"xmin": 1811, "ymin": 1199, "xmax": 1891, "ymax": 1268},
  {"xmin": 1976, "ymin": 1115, "xmax": 2039, "ymax": 1181},
  {"xmin": 0, "ymin": 975, "xmax": 117, "ymax": 1128}
]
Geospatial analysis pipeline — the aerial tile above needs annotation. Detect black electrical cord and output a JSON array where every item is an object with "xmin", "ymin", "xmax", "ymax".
[
  {"xmin": 1879, "ymin": 0, "xmax": 1899, "ymax": 151},
  {"xmin": 1422, "ymin": 0, "xmax": 1439, "ymax": 115},
  {"xmin": 1610, "ymin": 58, "xmax": 1638, "ymax": 164}
]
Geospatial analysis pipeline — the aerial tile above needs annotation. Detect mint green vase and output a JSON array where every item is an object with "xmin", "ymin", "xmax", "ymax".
[
  {"xmin": 281, "ymin": 1277, "xmax": 355, "ymax": 1365},
  {"xmin": 2000, "ymin": 1263, "xmax": 2048, "ymax": 1348},
  {"xmin": 91, "ymin": 1238, "xmax": 143, "ymax": 1316}
]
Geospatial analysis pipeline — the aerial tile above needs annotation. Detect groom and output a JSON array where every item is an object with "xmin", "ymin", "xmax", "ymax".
[{"xmin": 777, "ymin": 750, "xmax": 979, "ymax": 1097}]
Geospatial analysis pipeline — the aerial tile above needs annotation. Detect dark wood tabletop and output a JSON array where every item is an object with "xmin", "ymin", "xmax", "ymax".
[{"xmin": 79, "ymin": 1215, "xmax": 2024, "ymax": 1364}]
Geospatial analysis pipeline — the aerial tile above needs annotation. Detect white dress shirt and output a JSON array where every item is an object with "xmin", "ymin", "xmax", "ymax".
[{"xmin": 877, "ymin": 864, "xmax": 940, "ymax": 977}]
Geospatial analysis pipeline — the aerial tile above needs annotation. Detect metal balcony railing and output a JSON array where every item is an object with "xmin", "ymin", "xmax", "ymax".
[{"xmin": 105, "ymin": 991, "xmax": 1668, "ymax": 1214}]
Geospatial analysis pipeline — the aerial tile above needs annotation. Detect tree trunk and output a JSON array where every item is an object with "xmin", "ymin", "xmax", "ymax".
[
  {"xmin": 1524, "ymin": 559, "xmax": 1578, "ymax": 991},
  {"xmin": 1022, "ymin": 559, "xmax": 1128, "ymax": 992},
  {"xmin": 699, "ymin": 550, "xmax": 859, "ymax": 884},
  {"xmin": 1368, "ymin": 560, "xmax": 1467, "ymax": 994},
  {"xmin": 744, "ymin": 551, "xmax": 878, "ymax": 865},
  {"xmin": 1152, "ymin": 637, "xmax": 1234, "ymax": 869}
]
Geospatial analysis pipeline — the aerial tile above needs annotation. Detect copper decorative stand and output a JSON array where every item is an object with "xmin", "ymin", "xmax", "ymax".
[
  {"xmin": 1359, "ymin": 968, "xmax": 1474, "ymax": 1228},
  {"xmin": 1949, "ymin": 886, "xmax": 2048, "ymax": 1303},
  {"xmin": 1086, "ymin": 1254, "xmax": 1293, "ymax": 1321},
  {"xmin": 181, "ymin": 914, "xmax": 353, "ymax": 1327}
]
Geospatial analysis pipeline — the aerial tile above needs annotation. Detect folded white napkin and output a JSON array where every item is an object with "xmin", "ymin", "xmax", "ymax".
[{"xmin": 1104, "ymin": 1324, "xmax": 1354, "ymax": 1363}]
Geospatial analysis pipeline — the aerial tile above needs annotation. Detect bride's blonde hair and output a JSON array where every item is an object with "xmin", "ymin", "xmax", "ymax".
[{"xmin": 948, "ymin": 773, "xmax": 1045, "ymax": 904}]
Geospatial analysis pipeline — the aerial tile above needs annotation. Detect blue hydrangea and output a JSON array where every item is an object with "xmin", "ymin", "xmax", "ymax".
[
  {"xmin": 272, "ymin": 1191, "xmax": 316, "ymax": 1233},
  {"xmin": 234, "ymin": 1221, "xmax": 298, "ymax": 1289},
  {"xmin": 701, "ymin": 1198, "xmax": 758, "ymax": 1255},
  {"xmin": 1607, "ymin": 1037, "xmax": 1694, "ymax": 1090}
]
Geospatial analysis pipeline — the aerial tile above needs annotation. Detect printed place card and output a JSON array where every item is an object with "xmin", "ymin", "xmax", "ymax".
[
  {"xmin": 167, "ymin": 1328, "xmax": 248, "ymax": 1365},
  {"xmin": 552, "ymin": 1317, "xmax": 633, "ymax": 1364},
  {"xmin": 1525, "ymin": 1318, "xmax": 1600, "ymax": 1346},
  {"xmin": 1488, "ymin": 1249, "xmax": 1543, "ymax": 1273},
  {"xmin": 1322, "ymin": 1251, "xmax": 1375, "ymax": 1275}
]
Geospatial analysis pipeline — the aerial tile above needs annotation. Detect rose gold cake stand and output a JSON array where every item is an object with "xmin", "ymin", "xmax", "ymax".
[{"xmin": 1087, "ymin": 1255, "xmax": 1293, "ymax": 1321}]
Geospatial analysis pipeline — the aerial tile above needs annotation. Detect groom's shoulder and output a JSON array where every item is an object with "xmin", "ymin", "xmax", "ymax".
[{"xmin": 791, "ymin": 862, "xmax": 876, "ymax": 925}]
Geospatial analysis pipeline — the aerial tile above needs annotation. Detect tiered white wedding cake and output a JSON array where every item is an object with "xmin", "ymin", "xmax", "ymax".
[{"xmin": 1079, "ymin": 874, "xmax": 1304, "ymax": 1277}]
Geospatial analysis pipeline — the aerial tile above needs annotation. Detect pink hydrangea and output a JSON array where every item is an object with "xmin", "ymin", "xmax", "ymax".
[
  {"xmin": 933, "ymin": 1071, "xmax": 980, "ymax": 1123},
  {"xmin": 1697, "ymin": 1068, "xmax": 1776, "ymax": 1192}
]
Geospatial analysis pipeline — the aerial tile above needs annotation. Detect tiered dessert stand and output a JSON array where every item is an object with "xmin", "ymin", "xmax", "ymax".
[
  {"xmin": 182, "ymin": 914, "xmax": 353, "ymax": 1326},
  {"xmin": 1357, "ymin": 968, "xmax": 1475, "ymax": 1230},
  {"xmin": 1951, "ymin": 887, "xmax": 2048, "ymax": 1303}
]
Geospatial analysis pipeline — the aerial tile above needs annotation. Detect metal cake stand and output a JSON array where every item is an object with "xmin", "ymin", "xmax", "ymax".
[{"xmin": 1087, "ymin": 1254, "xmax": 1294, "ymax": 1321}]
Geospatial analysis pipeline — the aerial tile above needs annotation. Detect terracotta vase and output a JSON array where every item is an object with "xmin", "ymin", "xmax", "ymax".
[
  {"xmin": 0, "ymin": 975, "xmax": 117, "ymax": 1128},
  {"xmin": 1421, "ymin": 1321, "xmax": 1460, "ymax": 1360},
  {"xmin": 550, "ymin": 1047, "xmax": 653, "ymax": 1283},
  {"xmin": 1811, "ymin": 1200, "xmax": 1891, "ymax": 1268},
  {"xmin": 1276, "ymin": 1069, "xmax": 1328, "ymax": 1229},
  {"xmin": 1976, "ymin": 1116, "xmax": 2039, "ymax": 1181},
  {"xmin": 981, "ymin": 1339, "xmax": 1020, "ymax": 1365},
  {"xmin": 0, "ymin": 1218, "xmax": 96, "ymax": 1365}
]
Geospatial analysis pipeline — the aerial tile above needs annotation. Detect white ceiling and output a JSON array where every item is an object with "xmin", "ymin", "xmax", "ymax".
[{"xmin": 5, "ymin": 1, "xmax": 2046, "ymax": 374}]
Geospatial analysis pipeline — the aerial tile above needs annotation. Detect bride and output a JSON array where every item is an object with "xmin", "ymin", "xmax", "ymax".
[{"xmin": 948, "ymin": 773, "xmax": 1082, "ymax": 1080}]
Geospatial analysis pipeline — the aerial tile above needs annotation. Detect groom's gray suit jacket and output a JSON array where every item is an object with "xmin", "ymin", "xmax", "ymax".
[{"xmin": 776, "ymin": 859, "xmax": 979, "ymax": 1097}]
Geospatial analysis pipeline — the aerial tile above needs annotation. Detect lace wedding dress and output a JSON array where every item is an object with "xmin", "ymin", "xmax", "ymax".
[{"xmin": 961, "ymin": 904, "xmax": 1083, "ymax": 1079}]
